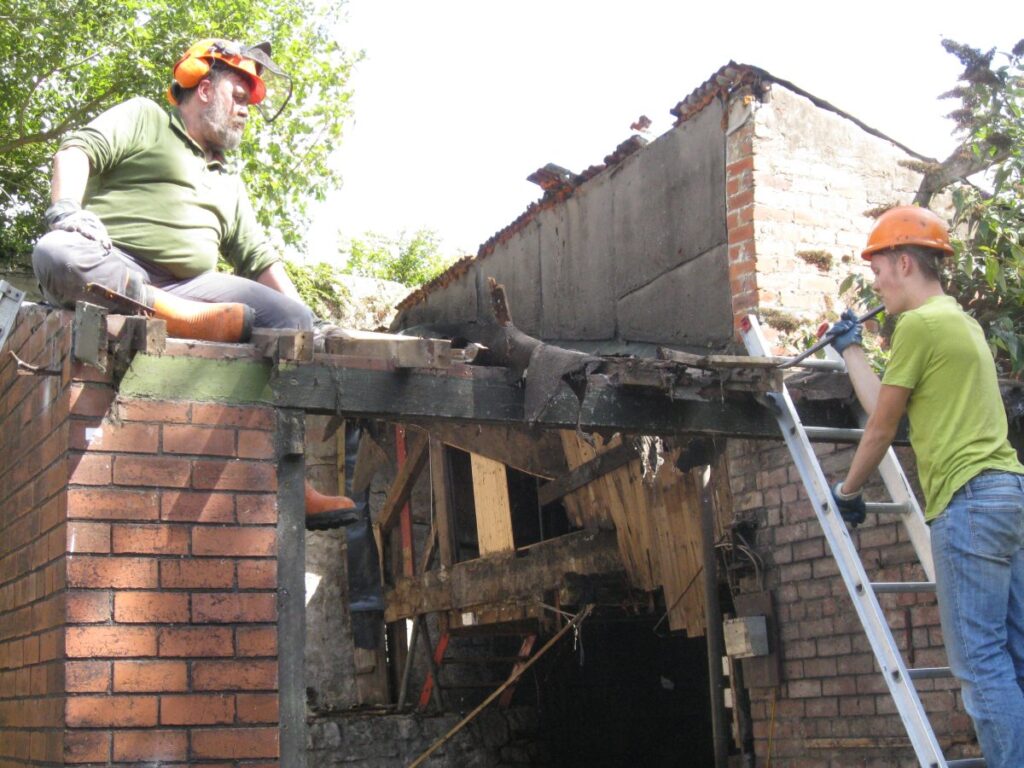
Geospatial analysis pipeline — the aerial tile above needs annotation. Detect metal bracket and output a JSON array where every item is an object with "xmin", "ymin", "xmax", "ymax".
[
  {"xmin": 0, "ymin": 280, "xmax": 26, "ymax": 354},
  {"xmin": 73, "ymin": 301, "xmax": 109, "ymax": 372}
]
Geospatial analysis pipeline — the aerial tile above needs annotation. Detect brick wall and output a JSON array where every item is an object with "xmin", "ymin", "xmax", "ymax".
[
  {"xmin": 726, "ymin": 437, "xmax": 979, "ymax": 766},
  {"xmin": 0, "ymin": 305, "xmax": 72, "ymax": 767},
  {"xmin": 1, "ymin": 305, "xmax": 284, "ymax": 766}
]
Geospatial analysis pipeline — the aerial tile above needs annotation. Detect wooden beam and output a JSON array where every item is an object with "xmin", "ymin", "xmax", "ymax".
[
  {"xmin": 405, "ymin": 420, "xmax": 567, "ymax": 479},
  {"xmin": 377, "ymin": 434, "xmax": 429, "ymax": 533},
  {"xmin": 321, "ymin": 328, "xmax": 451, "ymax": 368},
  {"xmin": 537, "ymin": 441, "xmax": 638, "ymax": 507},
  {"xmin": 270, "ymin": 360, "xmax": 800, "ymax": 438},
  {"xmin": 429, "ymin": 438, "xmax": 455, "ymax": 569},
  {"xmin": 470, "ymin": 454, "xmax": 515, "ymax": 556},
  {"xmin": 383, "ymin": 530, "xmax": 623, "ymax": 622}
]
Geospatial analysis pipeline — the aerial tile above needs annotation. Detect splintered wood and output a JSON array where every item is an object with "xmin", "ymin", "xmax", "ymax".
[
  {"xmin": 470, "ymin": 453, "xmax": 515, "ymax": 556},
  {"xmin": 559, "ymin": 432, "xmax": 728, "ymax": 636}
]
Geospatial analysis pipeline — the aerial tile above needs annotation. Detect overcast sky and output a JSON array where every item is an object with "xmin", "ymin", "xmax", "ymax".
[{"xmin": 305, "ymin": 0, "xmax": 1023, "ymax": 262}]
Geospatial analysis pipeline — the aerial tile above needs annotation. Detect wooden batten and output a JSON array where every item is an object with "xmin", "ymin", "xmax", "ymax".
[{"xmin": 469, "ymin": 453, "xmax": 515, "ymax": 556}]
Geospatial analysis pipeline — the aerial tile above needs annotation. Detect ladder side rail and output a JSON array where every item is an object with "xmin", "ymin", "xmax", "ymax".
[{"xmin": 744, "ymin": 317, "xmax": 947, "ymax": 767}]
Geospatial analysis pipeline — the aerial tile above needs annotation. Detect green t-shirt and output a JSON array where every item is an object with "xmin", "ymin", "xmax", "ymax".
[
  {"xmin": 881, "ymin": 295, "xmax": 1024, "ymax": 519},
  {"xmin": 60, "ymin": 97, "xmax": 277, "ymax": 279}
]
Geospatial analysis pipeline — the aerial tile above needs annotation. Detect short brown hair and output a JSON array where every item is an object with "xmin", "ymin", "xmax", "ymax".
[{"xmin": 881, "ymin": 244, "xmax": 946, "ymax": 283}]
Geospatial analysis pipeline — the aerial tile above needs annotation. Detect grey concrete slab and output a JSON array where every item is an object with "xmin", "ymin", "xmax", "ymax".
[
  {"xmin": 539, "ymin": 179, "xmax": 617, "ymax": 340},
  {"xmin": 613, "ymin": 101, "xmax": 727, "ymax": 298},
  {"xmin": 616, "ymin": 243, "xmax": 732, "ymax": 348},
  {"xmin": 473, "ymin": 219, "xmax": 542, "ymax": 336}
]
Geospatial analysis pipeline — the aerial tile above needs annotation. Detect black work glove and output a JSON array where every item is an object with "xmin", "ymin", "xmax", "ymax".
[
  {"xmin": 44, "ymin": 198, "xmax": 111, "ymax": 250},
  {"xmin": 828, "ymin": 308, "xmax": 862, "ymax": 354},
  {"xmin": 831, "ymin": 481, "xmax": 866, "ymax": 527}
]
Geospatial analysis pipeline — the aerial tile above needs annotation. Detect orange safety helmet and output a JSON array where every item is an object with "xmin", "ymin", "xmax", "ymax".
[
  {"xmin": 168, "ymin": 39, "xmax": 267, "ymax": 105},
  {"xmin": 861, "ymin": 205, "xmax": 954, "ymax": 260}
]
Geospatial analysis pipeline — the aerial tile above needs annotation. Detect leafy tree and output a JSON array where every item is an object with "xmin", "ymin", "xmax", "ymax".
[
  {"xmin": 341, "ymin": 228, "xmax": 457, "ymax": 287},
  {"xmin": 282, "ymin": 259, "xmax": 353, "ymax": 323},
  {"xmin": 0, "ymin": 0, "xmax": 358, "ymax": 268}
]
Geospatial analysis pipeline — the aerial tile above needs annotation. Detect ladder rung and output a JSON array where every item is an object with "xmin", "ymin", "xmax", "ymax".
[
  {"xmin": 946, "ymin": 759, "xmax": 986, "ymax": 767},
  {"xmin": 803, "ymin": 426, "xmax": 863, "ymax": 442},
  {"xmin": 908, "ymin": 666, "xmax": 952, "ymax": 680},
  {"xmin": 863, "ymin": 502, "xmax": 912, "ymax": 515},
  {"xmin": 871, "ymin": 581, "xmax": 936, "ymax": 594}
]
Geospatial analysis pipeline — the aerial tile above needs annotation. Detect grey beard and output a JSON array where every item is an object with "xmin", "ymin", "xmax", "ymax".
[{"xmin": 201, "ymin": 100, "xmax": 243, "ymax": 153}]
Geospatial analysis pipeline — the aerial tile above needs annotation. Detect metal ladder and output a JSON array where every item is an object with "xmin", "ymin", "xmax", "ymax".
[{"xmin": 740, "ymin": 314, "xmax": 984, "ymax": 768}]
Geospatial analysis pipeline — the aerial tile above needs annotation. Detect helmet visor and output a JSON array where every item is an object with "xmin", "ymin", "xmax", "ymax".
[{"xmin": 242, "ymin": 42, "xmax": 293, "ymax": 123}]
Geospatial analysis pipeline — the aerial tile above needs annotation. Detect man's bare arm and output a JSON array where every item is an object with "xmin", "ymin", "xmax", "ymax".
[
  {"xmin": 841, "ymin": 344, "xmax": 882, "ymax": 416},
  {"xmin": 51, "ymin": 147, "xmax": 91, "ymax": 204},
  {"xmin": 841, "ymin": 384, "xmax": 911, "ymax": 494},
  {"xmin": 256, "ymin": 261, "xmax": 303, "ymax": 303}
]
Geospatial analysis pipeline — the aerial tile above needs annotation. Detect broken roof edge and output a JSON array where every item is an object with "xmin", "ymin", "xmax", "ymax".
[{"xmin": 394, "ymin": 61, "xmax": 937, "ymax": 315}]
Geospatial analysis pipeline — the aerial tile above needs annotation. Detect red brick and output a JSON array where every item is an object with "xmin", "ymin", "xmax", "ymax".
[
  {"xmin": 112, "ymin": 729, "xmax": 187, "ymax": 761},
  {"xmin": 236, "ymin": 494, "xmax": 277, "ymax": 524},
  {"xmin": 236, "ymin": 627, "xmax": 277, "ymax": 657},
  {"xmin": 161, "ymin": 491, "xmax": 235, "ymax": 523},
  {"xmin": 69, "ymin": 383, "xmax": 114, "ymax": 417},
  {"xmin": 192, "ymin": 660, "xmax": 278, "ymax": 691},
  {"xmin": 64, "ymin": 730, "xmax": 111, "ymax": 763},
  {"xmin": 158, "ymin": 626, "xmax": 234, "ymax": 657},
  {"xmin": 67, "ymin": 521, "xmax": 111, "ymax": 554},
  {"xmin": 65, "ymin": 695, "xmax": 157, "ymax": 727},
  {"xmin": 66, "ymin": 626, "xmax": 158, "ymax": 658},
  {"xmin": 237, "ymin": 559, "xmax": 277, "ymax": 590},
  {"xmin": 66, "ymin": 590, "xmax": 112, "ymax": 623},
  {"xmin": 160, "ymin": 558, "xmax": 234, "ymax": 589},
  {"xmin": 192, "ymin": 593, "xmax": 277, "ymax": 623},
  {"xmin": 116, "ymin": 399, "xmax": 191, "ymax": 423},
  {"xmin": 113, "ymin": 660, "xmax": 188, "ymax": 692},
  {"xmin": 67, "ymin": 555, "xmax": 158, "ymax": 588},
  {"xmin": 114, "ymin": 592, "xmax": 190, "ymax": 623},
  {"xmin": 70, "ymin": 420, "xmax": 159, "ymax": 453},
  {"xmin": 191, "ymin": 404, "xmax": 274, "ymax": 430},
  {"xmin": 65, "ymin": 659, "xmax": 112, "ymax": 696},
  {"xmin": 237, "ymin": 693, "xmax": 278, "ymax": 723},
  {"xmin": 114, "ymin": 455, "xmax": 191, "ymax": 488},
  {"xmin": 192, "ymin": 527, "xmax": 276, "ymax": 557},
  {"xmin": 190, "ymin": 727, "xmax": 279, "ymax": 759},
  {"xmin": 67, "ymin": 453, "xmax": 111, "ymax": 485},
  {"xmin": 163, "ymin": 424, "xmax": 236, "ymax": 456},
  {"xmin": 192, "ymin": 460, "xmax": 276, "ymax": 492},
  {"xmin": 68, "ymin": 488, "xmax": 159, "ymax": 521},
  {"xmin": 160, "ymin": 693, "xmax": 235, "ymax": 725},
  {"xmin": 237, "ymin": 430, "xmax": 274, "ymax": 460},
  {"xmin": 112, "ymin": 524, "xmax": 189, "ymax": 554}
]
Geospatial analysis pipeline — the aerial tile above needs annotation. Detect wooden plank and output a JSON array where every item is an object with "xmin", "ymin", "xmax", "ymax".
[
  {"xmin": 537, "ymin": 441, "xmax": 638, "ymax": 506},
  {"xmin": 377, "ymin": 434, "xmax": 428, "ymax": 533},
  {"xmin": 383, "ymin": 530, "xmax": 623, "ymax": 622},
  {"xmin": 406, "ymin": 420, "xmax": 567, "ymax": 479},
  {"xmin": 322, "ymin": 327, "xmax": 451, "ymax": 368},
  {"xmin": 470, "ymin": 454, "xmax": 515, "ymax": 556},
  {"xmin": 429, "ymin": 438, "xmax": 455, "ymax": 569}
]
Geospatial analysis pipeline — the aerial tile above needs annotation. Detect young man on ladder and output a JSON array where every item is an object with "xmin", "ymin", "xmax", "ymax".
[{"xmin": 828, "ymin": 206, "xmax": 1024, "ymax": 767}]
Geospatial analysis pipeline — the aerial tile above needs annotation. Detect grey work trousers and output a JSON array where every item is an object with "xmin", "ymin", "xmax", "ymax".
[{"xmin": 32, "ymin": 230, "xmax": 314, "ymax": 331}]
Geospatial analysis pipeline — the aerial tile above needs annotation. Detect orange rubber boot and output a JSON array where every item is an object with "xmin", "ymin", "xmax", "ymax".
[
  {"xmin": 150, "ymin": 288, "xmax": 254, "ymax": 343},
  {"xmin": 305, "ymin": 481, "xmax": 360, "ymax": 531}
]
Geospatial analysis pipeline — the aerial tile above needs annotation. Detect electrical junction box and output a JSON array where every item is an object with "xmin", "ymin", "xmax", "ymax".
[{"xmin": 723, "ymin": 615, "xmax": 769, "ymax": 658}]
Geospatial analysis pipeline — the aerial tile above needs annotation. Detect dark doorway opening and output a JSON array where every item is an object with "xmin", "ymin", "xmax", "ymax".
[{"xmin": 529, "ymin": 617, "xmax": 713, "ymax": 767}]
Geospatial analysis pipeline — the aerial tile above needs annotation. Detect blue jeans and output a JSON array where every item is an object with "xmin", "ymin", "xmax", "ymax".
[{"xmin": 931, "ymin": 471, "xmax": 1024, "ymax": 767}]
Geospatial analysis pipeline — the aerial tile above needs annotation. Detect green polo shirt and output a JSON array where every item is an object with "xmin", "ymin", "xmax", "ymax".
[
  {"xmin": 60, "ymin": 97, "xmax": 277, "ymax": 279},
  {"xmin": 881, "ymin": 295, "xmax": 1024, "ymax": 520}
]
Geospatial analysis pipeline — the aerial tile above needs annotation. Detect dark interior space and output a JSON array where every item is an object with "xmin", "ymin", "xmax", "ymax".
[{"xmin": 524, "ymin": 616, "xmax": 714, "ymax": 768}]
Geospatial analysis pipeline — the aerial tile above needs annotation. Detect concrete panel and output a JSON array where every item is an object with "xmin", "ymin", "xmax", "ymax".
[
  {"xmin": 539, "ymin": 178, "xmax": 617, "ymax": 340},
  {"xmin": 395, "ymin": 269, "xmax": 480, "ymax": 332},
  {"xmin": 616, "ymin": 243, "xmax": 732, "ymax": 348},
  {"xmin": 613, "ymin": 100, "xmax": 727, "ymax": 297},
  {"xmin": 473, "ymin": 219, "xmax": 543, "ymax": 336}
]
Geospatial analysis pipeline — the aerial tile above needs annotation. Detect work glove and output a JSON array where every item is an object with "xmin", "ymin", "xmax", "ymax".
[
  {"xmin": 831, "ymin": 481, "xmax": 866, "ymax": 528},
  {"xmin": 827, "ymin": 308, "xmax": 862, "ymax": 354},
  {"xmin": 44, "ymin": 198, "xmax": 111, "ymax": 250}
]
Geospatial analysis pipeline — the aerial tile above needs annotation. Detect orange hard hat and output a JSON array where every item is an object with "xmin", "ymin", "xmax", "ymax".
[
  {"xmin": 168, "ymin": 38, "xmax": 267, "ymax": 106},
  {"xmin": 861, "ymin": 205, "xmax": 953, "ymax": 260}
]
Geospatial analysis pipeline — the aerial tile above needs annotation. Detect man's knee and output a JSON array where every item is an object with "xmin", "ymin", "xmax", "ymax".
[{"xmin": 32, "ymin": 231, "xmax": 86, "ymax": 306}]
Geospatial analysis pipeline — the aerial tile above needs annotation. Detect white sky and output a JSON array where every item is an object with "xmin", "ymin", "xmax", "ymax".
[{"xmin": 305, "ymin": 0, "xmax": 1023, "ymax": 263}]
